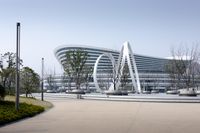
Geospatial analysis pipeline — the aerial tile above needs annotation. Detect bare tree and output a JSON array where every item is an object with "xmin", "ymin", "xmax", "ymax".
[
  {"xmin": 108, "ymin": 61, "xmax": 132, "ymax": 91},
  {"xmin": 83, "ymin": 65, "xmax": 93, "ymax": 91},
  {"xmin": 165, "ymin": 60, "xmax": 179, "ymax": 90},
  {"xmin": 63, "ymin": 49, "xmax": 89, "ymax": 90},
  {"xmin": 109, "ymin": 61, "xmax": 124, "ymax": 91},
  {"xmin": 151, "ymin": 74, "xmax": 160, "ymax": 92},
  {"xmin": 46, "ymin": 72, "xmax": 58, "ymax": 91},
  {"xmin": 97, "ymin": 69, "xmax": 112, "ymax": 91},
  {"xmin": 62, "ymin": 72, "xmax": 73, "ymax": 91},
  {"xmin": 167, "ymin": 44, "xmax": 200, "ymax": 90},
  {"xmin": 62, "ymin": 60, "xmax": 73, "ymax": 91},
  {"xmin": 120, "ymin": 63, "xmax": 130, "ymax": 90},
  {"xmin": 46, "ymin": 74, "xmax": 54, "ymax": 90}
]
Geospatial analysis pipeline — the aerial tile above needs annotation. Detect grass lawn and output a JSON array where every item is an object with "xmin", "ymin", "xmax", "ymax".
[
  {"xmin": 0, "ymin": 96, "xmax": 53, "ymax": 126},
  {"xmin": 5, "ymin": 95, "xmax": 53, "ymax": 110}
]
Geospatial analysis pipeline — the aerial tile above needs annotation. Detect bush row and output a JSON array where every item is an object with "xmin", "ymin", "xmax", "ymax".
[{"xmin": 0, "ymin": 101, "xmax": 44, "ymax": 126}]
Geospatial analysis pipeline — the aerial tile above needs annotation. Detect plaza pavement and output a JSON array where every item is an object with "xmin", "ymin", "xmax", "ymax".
[{"xmin": 1, "ymin": 99, "xmax": 200, "ymax": 133}]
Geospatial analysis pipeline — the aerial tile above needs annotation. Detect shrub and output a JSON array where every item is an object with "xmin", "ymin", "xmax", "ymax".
[{"xmin": 0, "ymin": 101, "xmax": 44, "ymax": 126}]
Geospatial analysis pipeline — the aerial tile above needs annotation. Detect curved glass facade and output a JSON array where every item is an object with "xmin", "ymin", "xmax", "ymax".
[{"xmin": 51, "ymin": 45, "xmax": 171, "ymax": 92}]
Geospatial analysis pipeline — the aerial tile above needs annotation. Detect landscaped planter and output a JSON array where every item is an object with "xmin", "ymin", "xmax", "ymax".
[
  {"xmin": 127, "ymin": 90, "xmax": 136, "ymax": 94},
  {"xmin": 84, "ymin": 90, "xmax": 91, "ymax": 93},
  {"xmin": 179, "ymin": 89, "xmax": 197, "ymax": 97},
  {"xmin": 142, "ymin": 90, "xmax": 151, "ymax": 94},
  {"xmin": 121, "ymin": 91, "xmax": 128, "ymax": 95},
  {"xmin": 46, "ymin": 90, "xmax": 57, "ymax": 93},
  {"xmin": 196, "ymin": 90, "xmax": 200, "ymax": 95},
  {"xmin": 166, "ymin": 90, "xmax": 179, "ymax": 95},
  {"xmin": 151, "ymin": 90, "xmax": 159, "ymax": 94},
  {"xmin": 66, "ymin": 90, "xmax": 85, "ymax": 94},
  {"xmin": 104, "ymin": 90, "xmax": 123, "ymax": 95}
]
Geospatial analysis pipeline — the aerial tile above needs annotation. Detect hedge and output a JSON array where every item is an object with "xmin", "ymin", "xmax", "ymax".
[{"xmin": 0, "ymin": 101, "xmax": 44, "ymax": 126}]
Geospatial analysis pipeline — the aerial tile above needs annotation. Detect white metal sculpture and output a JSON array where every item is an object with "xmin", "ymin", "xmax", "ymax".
[
  {"xmin": 93, "ymin": 53, "xmax": 116, "ymax": 92},
  {"xmin": 93, "ymin": 41, "xmax": 141, "ymax": 93}
]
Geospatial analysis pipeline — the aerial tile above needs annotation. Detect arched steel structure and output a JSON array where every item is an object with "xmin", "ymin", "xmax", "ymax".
[
  {"xmin": 93, "ymin": 53, "xmax": 116, "ymax": 92},
  {"xmin": 119, "ymin": 42, "xmax": 141, "ymax": 93},
  {"xmin": 93, "ymin": 42, "xmax": 141, "ymax": 93}
]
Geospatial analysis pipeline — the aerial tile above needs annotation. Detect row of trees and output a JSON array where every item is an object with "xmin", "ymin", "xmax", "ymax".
[
  {"xmin": 0, "ymin": 52, "xmax": 40, "ymax": 100},
  {"xmin": 165, "ymin": 44, "xmax": 200, "ymax": 90}
]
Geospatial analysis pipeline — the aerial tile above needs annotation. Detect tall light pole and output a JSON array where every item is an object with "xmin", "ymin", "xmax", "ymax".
[
  {"xmin": 15, "ymin": 22, "xmax": 20, "ymax": 111},
  {"xmin": 41, "ymin": 58, "xmax": 44, "ymax": 101}
]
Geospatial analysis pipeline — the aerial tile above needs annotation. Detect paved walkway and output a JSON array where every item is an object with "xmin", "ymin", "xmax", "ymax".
[
  {"xmin": 1, "ymin": 99, "xmax": 200, "ymax": 133},
  {"xmin": 28, "ymin": 93, "xmax": 200, "ymax": 103}
]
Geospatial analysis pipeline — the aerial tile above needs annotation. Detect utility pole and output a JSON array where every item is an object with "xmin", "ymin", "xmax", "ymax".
[
  {"xmin": 41, "ymin": 58, "xmax": 44, "ymax": 101},
  {"xmin": 15, "ymin": 22, "xmax": 20, "ymax": 111}
]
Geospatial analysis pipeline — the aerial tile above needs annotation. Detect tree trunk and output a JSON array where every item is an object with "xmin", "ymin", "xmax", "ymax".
[{"xmin": 3, "ymin": 80, "xmax": 6, "ymax": 88}]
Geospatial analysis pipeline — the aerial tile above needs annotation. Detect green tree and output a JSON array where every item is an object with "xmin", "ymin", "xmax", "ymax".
[
  {"xmin": 0, "ymin": 52, "xmax": 22, "ymax": 95},
  {"xmin": 63, "ymin": 49, "xmax": 89, "ymax": 90},
  {"xmin": 20, "ymin": 67, "xmax": 40, "ymax": 97}
]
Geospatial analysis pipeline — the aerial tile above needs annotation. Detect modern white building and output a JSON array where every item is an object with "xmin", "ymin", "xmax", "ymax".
[{"xmin": 49, "ymin": 43, "xmax": 172, "ymax": 93}]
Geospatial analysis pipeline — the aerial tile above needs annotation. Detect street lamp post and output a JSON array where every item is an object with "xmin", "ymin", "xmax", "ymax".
[
  {"xmin": 41, "ymin": 58, "xmax": 44, "ymax": 101},
  {"xmin": 15, "ymin": 22, "xmax": 20, "ymax": 111}
]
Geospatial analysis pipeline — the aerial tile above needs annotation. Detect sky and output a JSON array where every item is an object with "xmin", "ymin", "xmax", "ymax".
[{"xmin": 0, "ymin": 0, "xmax": 200, "ymax": 75}]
